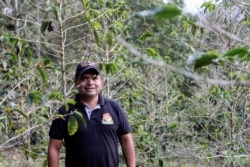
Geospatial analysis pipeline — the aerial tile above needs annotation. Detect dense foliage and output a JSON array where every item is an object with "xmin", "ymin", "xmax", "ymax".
[{"xmin": 0, "ymin": 0, "xmax": 250, "ymax": 166}]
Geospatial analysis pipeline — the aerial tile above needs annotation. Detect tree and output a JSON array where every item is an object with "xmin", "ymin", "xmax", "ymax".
[{"xmin": 0, "ymin": 0, "xmax": 249, "ymax": 166}]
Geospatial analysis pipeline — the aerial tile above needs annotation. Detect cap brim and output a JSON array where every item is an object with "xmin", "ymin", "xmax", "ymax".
[{"xmin": 78, "ymin": 67, "xmax": 100, "ymax": 76}]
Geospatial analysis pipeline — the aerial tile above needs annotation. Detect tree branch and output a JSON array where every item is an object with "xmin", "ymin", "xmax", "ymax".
[{"xmin": 116, "ymin": 37, "xmax": 250, "ymax": 87}]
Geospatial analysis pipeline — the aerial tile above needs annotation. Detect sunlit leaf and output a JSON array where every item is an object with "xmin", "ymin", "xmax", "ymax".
[
  {"xmin": 81, "ymin": 0, "xmax": 90, "ymax": 9},
  {"xmin": 65, "ymin": 99, "xmax": 76, "ymax": 106},
  {"xmin": 7, "ymin": 117, "xmax": 13, "ymax": 130},
  {"xmin": 68, "ymin": 115, "xmax": 78, "ymax": 136},
  {"xmin": 28, "ymin": 91, "xmax": 43, "ymax": 104},
  {"xmin": 194, "ymin": 52, "xmax": 219, "ymax": 70},
  {"xmin": 154, "ymin": 6, "xmax": 181, "ymax": 20},
  {"xmin": 5, "ymin": 106, "xmax": 12, "ymax": 114},
  {"xmin": 136, "ymin": 6, "xmax": 181, "ymax": 20},
  {"xmin": 201, "ymin": 2, "xmax": 215, "ymax": 13},
  {"xmin": 139, "ymin": 32, "xmax": 153, "ymax": 41},
  {"xmin": 146, "ymin": 48, "xmax": 157, "ymax": 58},
  {"xmin": 223, "ymin": 47, "xmax": 248, "ymax": 57},
  {"xmin": 92, "ymin": 21, "xmax": 102, "ymax": 30},
  {"xmin": 53, "ymin": 113, "xmax": 65, "ymax": 120}
]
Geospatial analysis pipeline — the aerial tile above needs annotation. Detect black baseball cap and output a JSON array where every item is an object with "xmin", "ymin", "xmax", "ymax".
[{"xmin": 75, "ymin": 62, "xmax": 100, "ymax": 78}]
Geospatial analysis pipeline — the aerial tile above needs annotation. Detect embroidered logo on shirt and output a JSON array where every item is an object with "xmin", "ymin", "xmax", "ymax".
[{"xmin": 101, "ymin": 113, "xmax": 114, "ymax": 125}]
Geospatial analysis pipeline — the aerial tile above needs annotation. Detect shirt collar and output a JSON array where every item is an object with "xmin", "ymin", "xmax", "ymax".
[{"xmin": 75, "ymin": 94, "xmax": 105, "ymax": 107}]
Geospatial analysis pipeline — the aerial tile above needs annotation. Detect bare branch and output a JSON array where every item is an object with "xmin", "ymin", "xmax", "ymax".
[
  {"xmin": 0, "ymin": 121, "xmax": 48, "ymax": 151},
  {"xmin": 116, "ymin": 37, "xmax": 250, "ymax": 87},
  {"xmin": 197, "ymin": 14, "xmax": 250, "ymax": 46}
]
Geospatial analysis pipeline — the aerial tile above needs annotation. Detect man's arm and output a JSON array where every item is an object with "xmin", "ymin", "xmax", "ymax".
[
  {"xmin": 47, "ymin": 138, "xmax": 63, "ymax": 167},
  {"xmin": 119, "ymin": 133, "xmax": 136, "ymax": 167}
]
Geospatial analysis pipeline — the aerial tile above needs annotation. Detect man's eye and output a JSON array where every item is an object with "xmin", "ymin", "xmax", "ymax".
[{"xmin": 80, "ymin": 77, "xmax": 88, "ymax": 81}]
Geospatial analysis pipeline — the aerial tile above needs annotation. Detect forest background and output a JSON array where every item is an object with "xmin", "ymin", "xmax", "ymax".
[{"xmin": 0, "ymin": 0, "xmax": 250, "ymax": 166}]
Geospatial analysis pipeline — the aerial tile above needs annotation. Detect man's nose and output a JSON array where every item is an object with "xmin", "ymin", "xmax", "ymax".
[{"xmin": 87, "ymin": 78, "xmax": 94, "ymax": 84}]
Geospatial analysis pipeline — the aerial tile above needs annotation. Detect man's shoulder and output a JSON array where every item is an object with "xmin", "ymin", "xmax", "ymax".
[
  {"xmin": 101, "ymin": 96, "xmax": 125, "ymax": 114},
  {"xmin": 58, "ymin": 101, "xmax": 77, "ymax": 114},
  {"xmin": 102, "ymin": 96, "xmax": 120, "ymax": 106}
]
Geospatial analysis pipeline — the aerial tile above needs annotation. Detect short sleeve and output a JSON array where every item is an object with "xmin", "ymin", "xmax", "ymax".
[
  {"xmin": 49, "ymin": 117, "xmax": 67, "ymax": 140},
  {"xmin": 115, "ymin": 103, "xmax": 131, "ymax": 136}
]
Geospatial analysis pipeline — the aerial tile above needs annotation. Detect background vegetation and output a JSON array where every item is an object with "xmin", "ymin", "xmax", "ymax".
[{"xmin": 0, "ymin": 0, "xmax": 249, "ymax": 166}]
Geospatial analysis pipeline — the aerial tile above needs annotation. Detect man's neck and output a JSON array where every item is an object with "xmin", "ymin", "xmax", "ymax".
[{"xmin": 80, "ymin": 95, "xmax": 98, "ymax": 109}]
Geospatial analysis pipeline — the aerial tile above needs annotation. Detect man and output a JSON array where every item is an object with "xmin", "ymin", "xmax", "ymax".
[{"xmin": 48, "ymin": 62, "xmax": 136, "ymax": 167}]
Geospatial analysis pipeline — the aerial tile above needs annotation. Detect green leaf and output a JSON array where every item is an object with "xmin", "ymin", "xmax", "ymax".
[
  {"xmin": 92, "ymin": 21, "xmax": 102, "ymax": 30},
  {"xmin": 109, "ymin": 63, "xmax": 117, "ymax": 74},
  {"xmin": 105, "ymin": 63, "xmax": 110, "ymax": 73},
  {"xmin": 7, "ymin": 117, "xmax": 13, "ymax": 130},
  {"xmin": 139, "ymin": 32, "xmax": 153, "ymax": 41},
  {"xmin": 68, "ymin": 115, "xmax": 78, "ymax": 136},
  {"xmin": 104, "ymin": 31, "xmax": 113, "ymax": 46},
  {"xmin": 53, "ymin": 113, "xmax": 65, "ymax": 120},
  {"xmin": 40, "ymin": 21, "xmax": 48, "ymax": 34},
  {"xmin": 154, "ymin": 6, "xmax": 181, "ymax": 20},
  {"xmin": 14, "ymin": 107, "xmax": 28, "ymax": 118},
  {"xmin": 43, "ymin": 58, "xmax": 51, "ymax": 66},
  {"xmin": 65, "ymin": 99, "xmax": 76, "ymax": 105},
  {"xmin": 158, "ymin": 159, "xmax": 164, "ymax": 167},
  {"xmin": 201, "ymin": 2, "xmax": 215, "ymax": 13},
  {"xmin": 146, "ymin": 48, "xmax": 157, "ymax": 58},
  {"xmin": 53, "ymin": 6, "xmax": 62, "ymax": 21},
  {"xmin": 48, "ymin": 91, "xmax": 63, "ymax": 101},
  {"xmin": 81, "ymin": 0, "xmax": 90, "ymax": 9},
  {"xmin": 194, "ymin": 52, "xmax": 219, "ymax": 70},
  {"xmin": 37, "ymin": 66, "xmax": 47, "ymax": 85},
  {"xmin": 4, "ymin": 52, "xmax": 17, "ymax": 62},
  {"xmin": 136, "ymin": 6, "xmax": 181, "ymax": 20},
  {"xmin": 73, "ymin": 110, "xmax": 86, "ymax": 127},
  {"xmin": 26, "ymin": 47, "xmax": 33, "ymax": 62},
  {"xmin": 104, "ymin": 63, "xmax": 117, "ymax": 74},
  {"xmin": 64, "ymin": 99, "xmax": 76, "ymax": 112},
  {"xmin": 168, "ymin": 122, "xmax": 177, "ymax": 129},
  {"xmin": 16, "ymin": 127, "xmax": 25, "ymax": 134},
  {"xmin": 9, "ymin": 37, "xmax": 18, "ymax": 44},
  {"xmin": 28, "ymin": 91, "xmax": 43, "ymax": 104},
  {"xmin": 223, "ymin": 47, "xmax": 248, "ymax": 57},
  {"xmin": 99, "ymin": 63, "xmax": 104, "ymax": 71},
  {"xmin": 93, "ymin": 29, "xmax": 99, "ymax": 44}
]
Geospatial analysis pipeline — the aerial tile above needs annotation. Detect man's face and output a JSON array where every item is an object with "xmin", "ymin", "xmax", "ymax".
[{"xmin": 74, "ymin": 70, "xmax": 102, "ymax": 98}]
